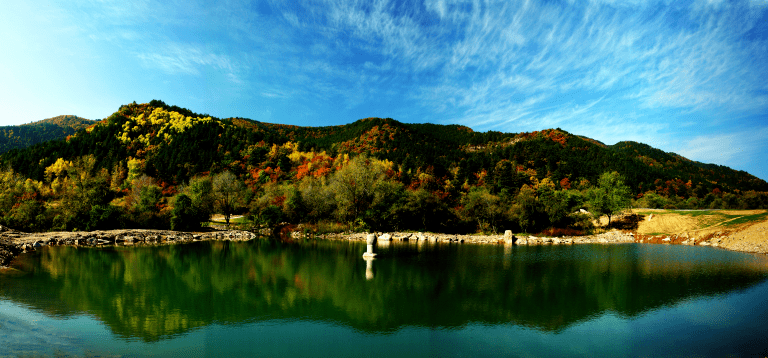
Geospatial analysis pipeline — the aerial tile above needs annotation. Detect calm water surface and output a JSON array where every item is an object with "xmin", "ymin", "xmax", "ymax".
[{"xmin": 1, "ymin": 240, "xmax": 768, "ymax": 357}]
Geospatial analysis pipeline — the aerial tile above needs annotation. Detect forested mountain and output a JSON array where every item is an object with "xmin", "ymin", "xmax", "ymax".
[
  {"xmin": 3, "ymin": 101, "xmax": 765, "ymax": 195},
  {"xmin": 0, "ymin": 115, "xmax": 95, "ymax": 153},
  {"xmin": 1, "ymin": 101, "xmax": 766, "ymax": 233}
]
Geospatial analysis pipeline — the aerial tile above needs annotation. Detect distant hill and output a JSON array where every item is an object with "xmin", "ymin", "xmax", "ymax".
[
  {"xmin": 1, "ymin": 100, "xmax": 766, "ymax": 198},
  {"xmin": 0, "ymin": 115, "xmax": 96, "ymax": 153}
]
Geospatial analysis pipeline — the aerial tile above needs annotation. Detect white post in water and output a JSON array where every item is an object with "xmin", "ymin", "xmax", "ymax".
[{"xmin": 363, "ymin": 233, "xmax": 377, "ymax": 259}]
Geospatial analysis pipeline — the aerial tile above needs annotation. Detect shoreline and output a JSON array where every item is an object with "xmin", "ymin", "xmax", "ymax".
[
  {"xmin": 2, "ymin": 224, "xmax": 767, "ymax": 267},
  {"xmin": 0, "ymin": 227, "xmax": 256, "ymax": 267}
]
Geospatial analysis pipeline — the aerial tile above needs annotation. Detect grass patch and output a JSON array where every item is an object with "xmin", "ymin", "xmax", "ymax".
[
  {"xmin": 210, "ymin": 216, "xmax": 248, "ymax": 224},
  {"xmin": 723, "ymin": 212, "xmax": 768, "ymax": 227},
  {"xmin": 636, "ymin": 209, "xmax": 768, "ymax": 231},
  {"xmin": 314, "ymin": 221, "xmax": 351, "ymax": 235}
]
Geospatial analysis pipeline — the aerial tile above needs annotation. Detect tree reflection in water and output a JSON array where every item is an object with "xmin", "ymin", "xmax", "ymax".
[{"xmin": 1, "ymin": 240, "xmax": 767, "ymax": 342}]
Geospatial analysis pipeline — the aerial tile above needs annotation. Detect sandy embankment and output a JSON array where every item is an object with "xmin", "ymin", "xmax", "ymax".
[{"xmin": 631, "ymin": 209, "xmax": 768, "ymax": 254}]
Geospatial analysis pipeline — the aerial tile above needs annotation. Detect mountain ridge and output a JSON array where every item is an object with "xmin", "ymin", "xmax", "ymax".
[
  {"xmin": 0, "ymin": 115, "xmax": 95, "ymax": 154},
  {"xmin": 2, "ymin": 100, "xmax": 766, "ymax": 197}
]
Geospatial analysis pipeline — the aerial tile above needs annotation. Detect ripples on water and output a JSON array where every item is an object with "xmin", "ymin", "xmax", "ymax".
[{"xmin": 1, "ymin": 240, "xmax": 768, "ymax": 357}]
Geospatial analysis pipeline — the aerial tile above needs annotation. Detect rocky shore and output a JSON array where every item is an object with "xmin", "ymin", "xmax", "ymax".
[
  {"xmin": 315, "ymin": 230, "xmax": 637, "ymax": 245},
  {"xmin": 0, "ymin": 225, "xmax": 256, "ymax": 267},
  {"xmin": 3, "ymin": 223, "xmax": 767, "ymax": 268},
  {"xmin": 311, "ymin": 227, "xmax": 768, "ymax": 254}
]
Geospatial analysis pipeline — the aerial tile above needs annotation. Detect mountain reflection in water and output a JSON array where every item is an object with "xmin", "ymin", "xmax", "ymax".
[{"xmin": 1, "ymin": 240, "xmax": 767, "ymax": 343}]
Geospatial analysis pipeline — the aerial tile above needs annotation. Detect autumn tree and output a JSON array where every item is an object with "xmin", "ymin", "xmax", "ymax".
[
  {"xmin": 0, "ymin": 168, "xmax": 48, "ymax": 231},
  {"xmin": 329, "ymin": 154, "xmax": 388, "ymax": 225},
  {"xmin": 45, "ymin": 155, "xmax": 113, "ymax": 230}
]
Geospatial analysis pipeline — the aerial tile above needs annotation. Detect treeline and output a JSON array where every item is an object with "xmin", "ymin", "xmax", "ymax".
[
  {"xmin": 3, "ymin": 150, "xmax": 768, "ymax": 235},
  {"xmin": 0, "ymin": 151, "xmax": 617, "ymax": 234}
]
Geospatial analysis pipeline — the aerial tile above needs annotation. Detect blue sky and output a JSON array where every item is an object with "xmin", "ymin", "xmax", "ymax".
[{"xmin": 1, "ymin": 0, "xmax": 767, "ymax": 181}]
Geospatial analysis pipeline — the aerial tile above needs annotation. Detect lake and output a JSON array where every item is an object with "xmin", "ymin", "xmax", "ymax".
[{"xmin": 1, "ymin": 239, "xmax": 768, "ymax": 357}]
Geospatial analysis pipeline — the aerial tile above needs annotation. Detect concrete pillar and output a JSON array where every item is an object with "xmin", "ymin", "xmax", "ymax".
[
  {"xmin": 363, "ymin": 233, "xmax": 377, "ymax": 258},
  {"xmin": 504, "ymin": 230, "xmax": 516, "ymax": 245}
]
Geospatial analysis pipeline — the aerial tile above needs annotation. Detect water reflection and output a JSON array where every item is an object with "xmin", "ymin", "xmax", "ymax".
[{"xmin": 1, "ymin": 241, "xmax": 767, "ymax": 342}]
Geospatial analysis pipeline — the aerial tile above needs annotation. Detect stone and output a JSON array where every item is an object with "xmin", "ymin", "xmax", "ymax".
[{"xmin": 379, "ymin": 233, "xmax": 392, "ymax": 241}]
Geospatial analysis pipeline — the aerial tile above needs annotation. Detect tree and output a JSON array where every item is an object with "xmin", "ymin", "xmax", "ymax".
[
  {"xmin": 367, "ymin": 179, "xmax": 407, "ymax": 231},
  {"xmin": 588, "ymin": 171, "xmax": 631, "ymax": 227},
  {"xmin": 460, "ymin": 186, "xmax": 505, "ymax": 234},
  {"xmin": 212, "ymin": 171, "xmax": 245, "ymax": 227},
  {"xmin": 510, "ymin": 184, "xmax": 540, "ymax": 233},
  {"xmin": 329, "ymin": 154, "xmax": 387, "ymax": 224},
  {"xmin": 170, "ymin": 194, "xmax": 195, "ymax": 231},
  {"xmin": 297, "ymin": 177, "xmax": 335, "ymax": 223},
  {"xmin": 185, "ymin": 175, "xmax": 215, "ymax": 224}
]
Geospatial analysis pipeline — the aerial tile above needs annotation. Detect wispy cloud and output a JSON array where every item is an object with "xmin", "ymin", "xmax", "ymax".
[
  {"xmin": 137, "ymin": 43, "xmax": 239, "ymax": 80},
  {"xmin": 8, "ymin": 0, "xmax": 766, "ymax": 178},
  {"xmin": 674, "ymin": 126, "xmax": 768, "ymax": 172}
]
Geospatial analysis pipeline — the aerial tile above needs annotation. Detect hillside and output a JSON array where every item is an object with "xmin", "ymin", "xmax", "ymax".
[
  {"xmin": 0, "ymin": 100, "xmax": 766, "ymax": 233},
  {"xmin": 0, "ymin": 115, "xmax": 96, "ymax": 153},
  {"xmin": 2, "ymin": 101, "xmax": 766, "ymax": 195}
]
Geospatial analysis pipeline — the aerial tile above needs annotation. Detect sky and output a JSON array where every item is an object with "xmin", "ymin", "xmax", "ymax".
[{"xmin": 1, "ymin": 0, "xmax": 767, "ymax": 181}]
